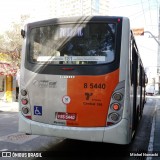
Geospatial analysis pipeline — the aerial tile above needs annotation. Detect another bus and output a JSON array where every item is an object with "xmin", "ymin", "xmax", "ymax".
[{"xmin": 19, "ymin": 16, "xmax": 146, "ymax": 144}]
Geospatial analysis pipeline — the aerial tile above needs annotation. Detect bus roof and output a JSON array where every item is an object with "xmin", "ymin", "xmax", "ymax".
[{"xmin": 26, "ymin": 16, "xmax": 129, "ymax": 26}]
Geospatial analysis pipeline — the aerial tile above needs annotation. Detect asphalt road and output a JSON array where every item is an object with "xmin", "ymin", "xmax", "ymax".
[
  {"xmin": 0, "ymin": 96, "xmax": 157, "ymax": 160},
  {"xmin": 35, "ymin": 96, "xmax": 156, "ymax": 160},
  {"xmin": 0, "ymin": 112, "xmax": 63, "ymax": 160}
]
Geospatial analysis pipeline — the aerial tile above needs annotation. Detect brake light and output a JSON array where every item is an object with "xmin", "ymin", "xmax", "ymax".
[
  {"xmin": 106, "ymin": 122, "xmax": 114, "ymax": 126},
  {"xmin": 112, "ymin": 103, "xmax": 120, "ymax": 111},
  {"xmin": 118, "ymin": 18, "xmax": 121, "ymax": 23},
  {"xmin": 21, "ymin": 98, "xmax": 28, "ymax": 105},
  {"xmin": 106, "ymin": 81, "xmax": 125, "ymax": 126},
  {"xmin": 20, "ymin": 88, "xmax": 32, "ymax": 119},
  {"xmin": 25, "ymin": 115, "xmax": 32, "ymax": 119},
  {"xmin": 61, "ymin": 67, "xmax": 74, "ymax": 71}
]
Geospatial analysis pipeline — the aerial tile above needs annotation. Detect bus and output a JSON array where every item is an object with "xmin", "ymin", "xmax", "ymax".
[{"xmin": 19, "ymin": 16, "xmax": 146, "ymax": 145}]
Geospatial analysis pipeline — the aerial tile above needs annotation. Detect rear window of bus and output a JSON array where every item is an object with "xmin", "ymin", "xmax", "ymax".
[{"xmin": 29, "ymin": 23, "xmax": 116, "ymax": 65}]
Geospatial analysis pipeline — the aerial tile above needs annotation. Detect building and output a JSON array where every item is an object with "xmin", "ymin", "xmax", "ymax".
[
  {"xmin": 50, "ymin": 0, "xmax": 109, "ymax": 18},
  {"xmin": 158, "ymin": 8, "xmax": 160, "ymax": 75},
  {"xmin": 27, "ymin": 0, "xmax": 109, "ymax": 22},
  {"xmin": 157, "ymin": 7, "xmax": 160, "ymax": 93},
  {"xmin": 0, "ymin": 53, "xmax": 17, "ymax": 102}
]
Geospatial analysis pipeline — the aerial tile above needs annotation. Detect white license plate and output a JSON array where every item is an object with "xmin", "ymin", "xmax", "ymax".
[{"xmin": 56, "ymin": 112, "xmax": 76, "ymax": 120}]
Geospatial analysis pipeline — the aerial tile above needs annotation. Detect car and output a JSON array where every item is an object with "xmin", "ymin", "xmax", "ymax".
[{"xmin": 146, "ymin": 84, "xmax": 155, "ymax": 96}]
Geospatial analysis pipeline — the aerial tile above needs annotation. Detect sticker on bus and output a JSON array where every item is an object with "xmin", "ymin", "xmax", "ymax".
[
  {"xmin": 37, "ymin": 56, "xmax": 106, "ymax": 62},
  {"xmin": 56, "ymin": 112, "xmax": 76, "ymax": 121},
  {"xmin": 34, "ymin": 106, "xmax": 42, "ymax": 116},
  {"xmin": 62, "ymin": 95, "xmax": 71, "ymax": 104}
]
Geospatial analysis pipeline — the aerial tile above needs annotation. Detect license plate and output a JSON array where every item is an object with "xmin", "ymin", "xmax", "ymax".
[{"xmin": 56, "ymin": 112, "xmax": 76, "ymax": 120}]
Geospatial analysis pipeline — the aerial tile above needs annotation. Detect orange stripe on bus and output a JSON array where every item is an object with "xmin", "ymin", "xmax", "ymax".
[{"xmin": 66, "ymin": 69, "xmax": 119, "ymax": 127}]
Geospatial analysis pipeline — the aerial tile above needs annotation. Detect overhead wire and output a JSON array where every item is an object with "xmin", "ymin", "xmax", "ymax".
[
  {"xmin": 111, "ymin": 0, "xmax": 159, "ymax": 32},
  {"xmin": 129, "ymin": 6, "xmax": 158, "ymax": 20},
  {"xmin": 155, "ymin": 0, "xmax": 159, "ymax": 34},
  {"xmin": 148, "ymin": 0, "xmax": 153, "ymax": 30},
  {"xmin": 141, "ymin": 0, "xmax": 147, "ymax": 26},
  {"xmin": 111, "ymin": 2, "xmax": 144, "ymax": 9},
  {"xmin": 138, "ymin": 44, "xmax": 157, "ymax": 52},
  {"xmin": 110, "ymin": 0, "xmax": 148, "ymax": 9}
]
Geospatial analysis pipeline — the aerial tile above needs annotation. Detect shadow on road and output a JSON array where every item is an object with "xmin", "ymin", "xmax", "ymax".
[{"xmin": 35, "ymin": 139, "xmax": 129, "ymax": 160}]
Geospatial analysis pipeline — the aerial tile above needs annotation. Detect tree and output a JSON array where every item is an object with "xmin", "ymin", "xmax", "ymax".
[{"xmin": 0, "ymin": 15, "xmax": 29, "ymax": 75}]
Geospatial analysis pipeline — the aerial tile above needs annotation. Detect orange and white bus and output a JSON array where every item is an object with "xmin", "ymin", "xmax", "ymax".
[{"xmin": 19, "ymin": 16, "xmax": 146, "ymax": 144}]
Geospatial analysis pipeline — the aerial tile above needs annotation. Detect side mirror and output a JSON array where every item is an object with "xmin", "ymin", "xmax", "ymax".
[{"xmin": 21, "ymin": 29, "xmax": 25, "ymax": 38}]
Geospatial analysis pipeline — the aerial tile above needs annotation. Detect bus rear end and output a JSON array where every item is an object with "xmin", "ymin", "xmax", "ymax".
[{"xmin": 19, "ymin": 16, "xmax": 130, "ymax": 144}]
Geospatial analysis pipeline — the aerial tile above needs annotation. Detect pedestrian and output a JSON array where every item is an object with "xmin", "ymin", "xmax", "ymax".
[{"xmin": 16, "ymin": 69, "xmax": 20, "ymax": 101}]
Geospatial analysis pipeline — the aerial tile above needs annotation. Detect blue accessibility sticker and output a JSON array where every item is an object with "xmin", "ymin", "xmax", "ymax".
[{"xmin": 34, "ymin": 106, "xmax": 42, "ymax": 116}]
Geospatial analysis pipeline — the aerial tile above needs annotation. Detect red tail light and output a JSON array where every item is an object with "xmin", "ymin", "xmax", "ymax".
[
  {"xmin": 21, "ymin": 98, "xmax": 28, "ymax": 105},
  {"xmin": 25, "ymin": 115, "xmax": 32, "ymax": 119},
  {"xmin": 106, "ymin": 81, "xmax": 125, "ymax": 126}
]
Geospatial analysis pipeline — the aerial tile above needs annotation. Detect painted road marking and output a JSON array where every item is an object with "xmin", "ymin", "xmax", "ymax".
[
  {"xmin": 146, "ymin": 100, "xmax": 157, "ymax": 160},
  {"xmin": 0, "ymin": 149, "xmax": 8, "ymax": 151}
]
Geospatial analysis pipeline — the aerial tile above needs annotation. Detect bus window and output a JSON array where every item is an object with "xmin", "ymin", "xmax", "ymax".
[{"xmin": 29, "ymin": 23, "xmax": 116, "ymax": 65}]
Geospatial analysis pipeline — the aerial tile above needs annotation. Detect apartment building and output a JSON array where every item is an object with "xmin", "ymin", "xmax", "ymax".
[{"xmin": 49, "ymin": 0, "xmax": 109, "ymax": 18}]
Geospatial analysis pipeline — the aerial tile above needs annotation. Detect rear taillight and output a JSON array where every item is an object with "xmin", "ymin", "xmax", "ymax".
[
  {"xmin": 21, "ymin": 98, "xmax": 28, "ymax": 105},
  {"xmin": 20, "ymin": 89, "xmax": 32, "ymax": 119},
  {"xmin": 22, "ymin": 107, "xmax": 29, "ymax": 114},
  {"xmin": 107, "ymin": 81, "xmax": 125, "ymax": 126},
  {"xmin": 112, "ymin": 93, "xmax": 123, "ymax": 101},
  {"xmin": 21, "ymin": 89, "xmax": 27, "ymax": 96},
  {"xmin": 111, "ymin": 103, "xmax": 121, "ymax": 111},
  {"xmin": 109, "ymin": 113, "xmax": 120, "ymax": 121}
]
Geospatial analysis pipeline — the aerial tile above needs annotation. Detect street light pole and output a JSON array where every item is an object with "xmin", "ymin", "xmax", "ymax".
[{"xmin": 142, "ymin": 31, "xmax": 160, "ymax": 94}]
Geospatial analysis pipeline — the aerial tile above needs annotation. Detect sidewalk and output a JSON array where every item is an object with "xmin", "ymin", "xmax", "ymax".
[{"xmin": 0, "ymin": 101, "xmax": 19, "ymax": 112}]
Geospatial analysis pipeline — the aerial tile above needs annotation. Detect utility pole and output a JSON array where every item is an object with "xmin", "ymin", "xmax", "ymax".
[
  {"xmin": 158, "ymin": 6, "xmax": 160, "ymax": 75},
  {"xmin": 141, "ymin": 29, "xmax": 160, "ymax": 94},
  {"xmin": 157, "ymin": 6, "xmax": 160, "ymax": 94}
]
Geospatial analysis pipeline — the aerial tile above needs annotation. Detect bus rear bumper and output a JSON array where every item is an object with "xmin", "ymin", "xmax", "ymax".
[
  {"xmin": 19, "ymin": 113, "xmax": 104, "ymax": 142},
  {"xmin": 103, "ymin": 118, "xmax": 130, "ymax": 144},
  {"xmin": 19, "ymin": 113, "xmax": 130, "ymax": 144}
]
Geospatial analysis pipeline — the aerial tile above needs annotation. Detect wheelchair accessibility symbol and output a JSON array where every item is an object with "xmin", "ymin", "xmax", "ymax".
[{"xmin": 34, "ymin": 106, "xmax": 42, "ymax": 115}]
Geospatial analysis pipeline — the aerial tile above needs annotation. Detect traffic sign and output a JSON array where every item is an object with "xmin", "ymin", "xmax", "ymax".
[{"xmin": 132, "ymin": 28, "xmax": 144, "ymax": 36}]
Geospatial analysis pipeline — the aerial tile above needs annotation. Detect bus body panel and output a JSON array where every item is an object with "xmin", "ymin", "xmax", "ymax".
[
  {"xmin": 20, "ymin": 69, "xmax": 119, "ymax": 127},
  {"xmin": 66, "ymin": 69, "xmax": 119, "ymax": 127},
  {"xmin": 19, "ymin": 112, "xmax": 129, "ymax": 144},
  {"xmin": 119, "ymin": 17, "xmax": 130, "ymax": 82},
  {"xmin": 20, "ymin": 69, "xmax": 68, "ymax": 125},
  {"xmin": 19, "ymin": 112, "xmax": 31, "ymax": 134},
  {"xmin": 118, "ymin": 17, "xmax": 132, "ymax": 140},
  {"xmin": 103, "ymin": 118, "xmax": 129, "ymax": 144},
  {"xmin": 19, "ymin": 16, "xmax": 145, "ymax": 145},
  {"xmin": 19, "ymin": 113, "xmax": 104, "ymax": 142}
]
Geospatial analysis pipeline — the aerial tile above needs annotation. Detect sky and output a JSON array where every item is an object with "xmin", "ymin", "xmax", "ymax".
[
  {"xmin": 0, "ymin": 0, "xmax": 159, "ymax": 78},
  {"xmin": 110, "ymin": 0, "xmax": 159, "ymax": 31},
  {"xmin": 110, "ymin": 0, "xmax": 159, "ymax": 78},
  {"xmin": 0, "ymin": 0, "xmax": 51, "ymax": 32}
]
